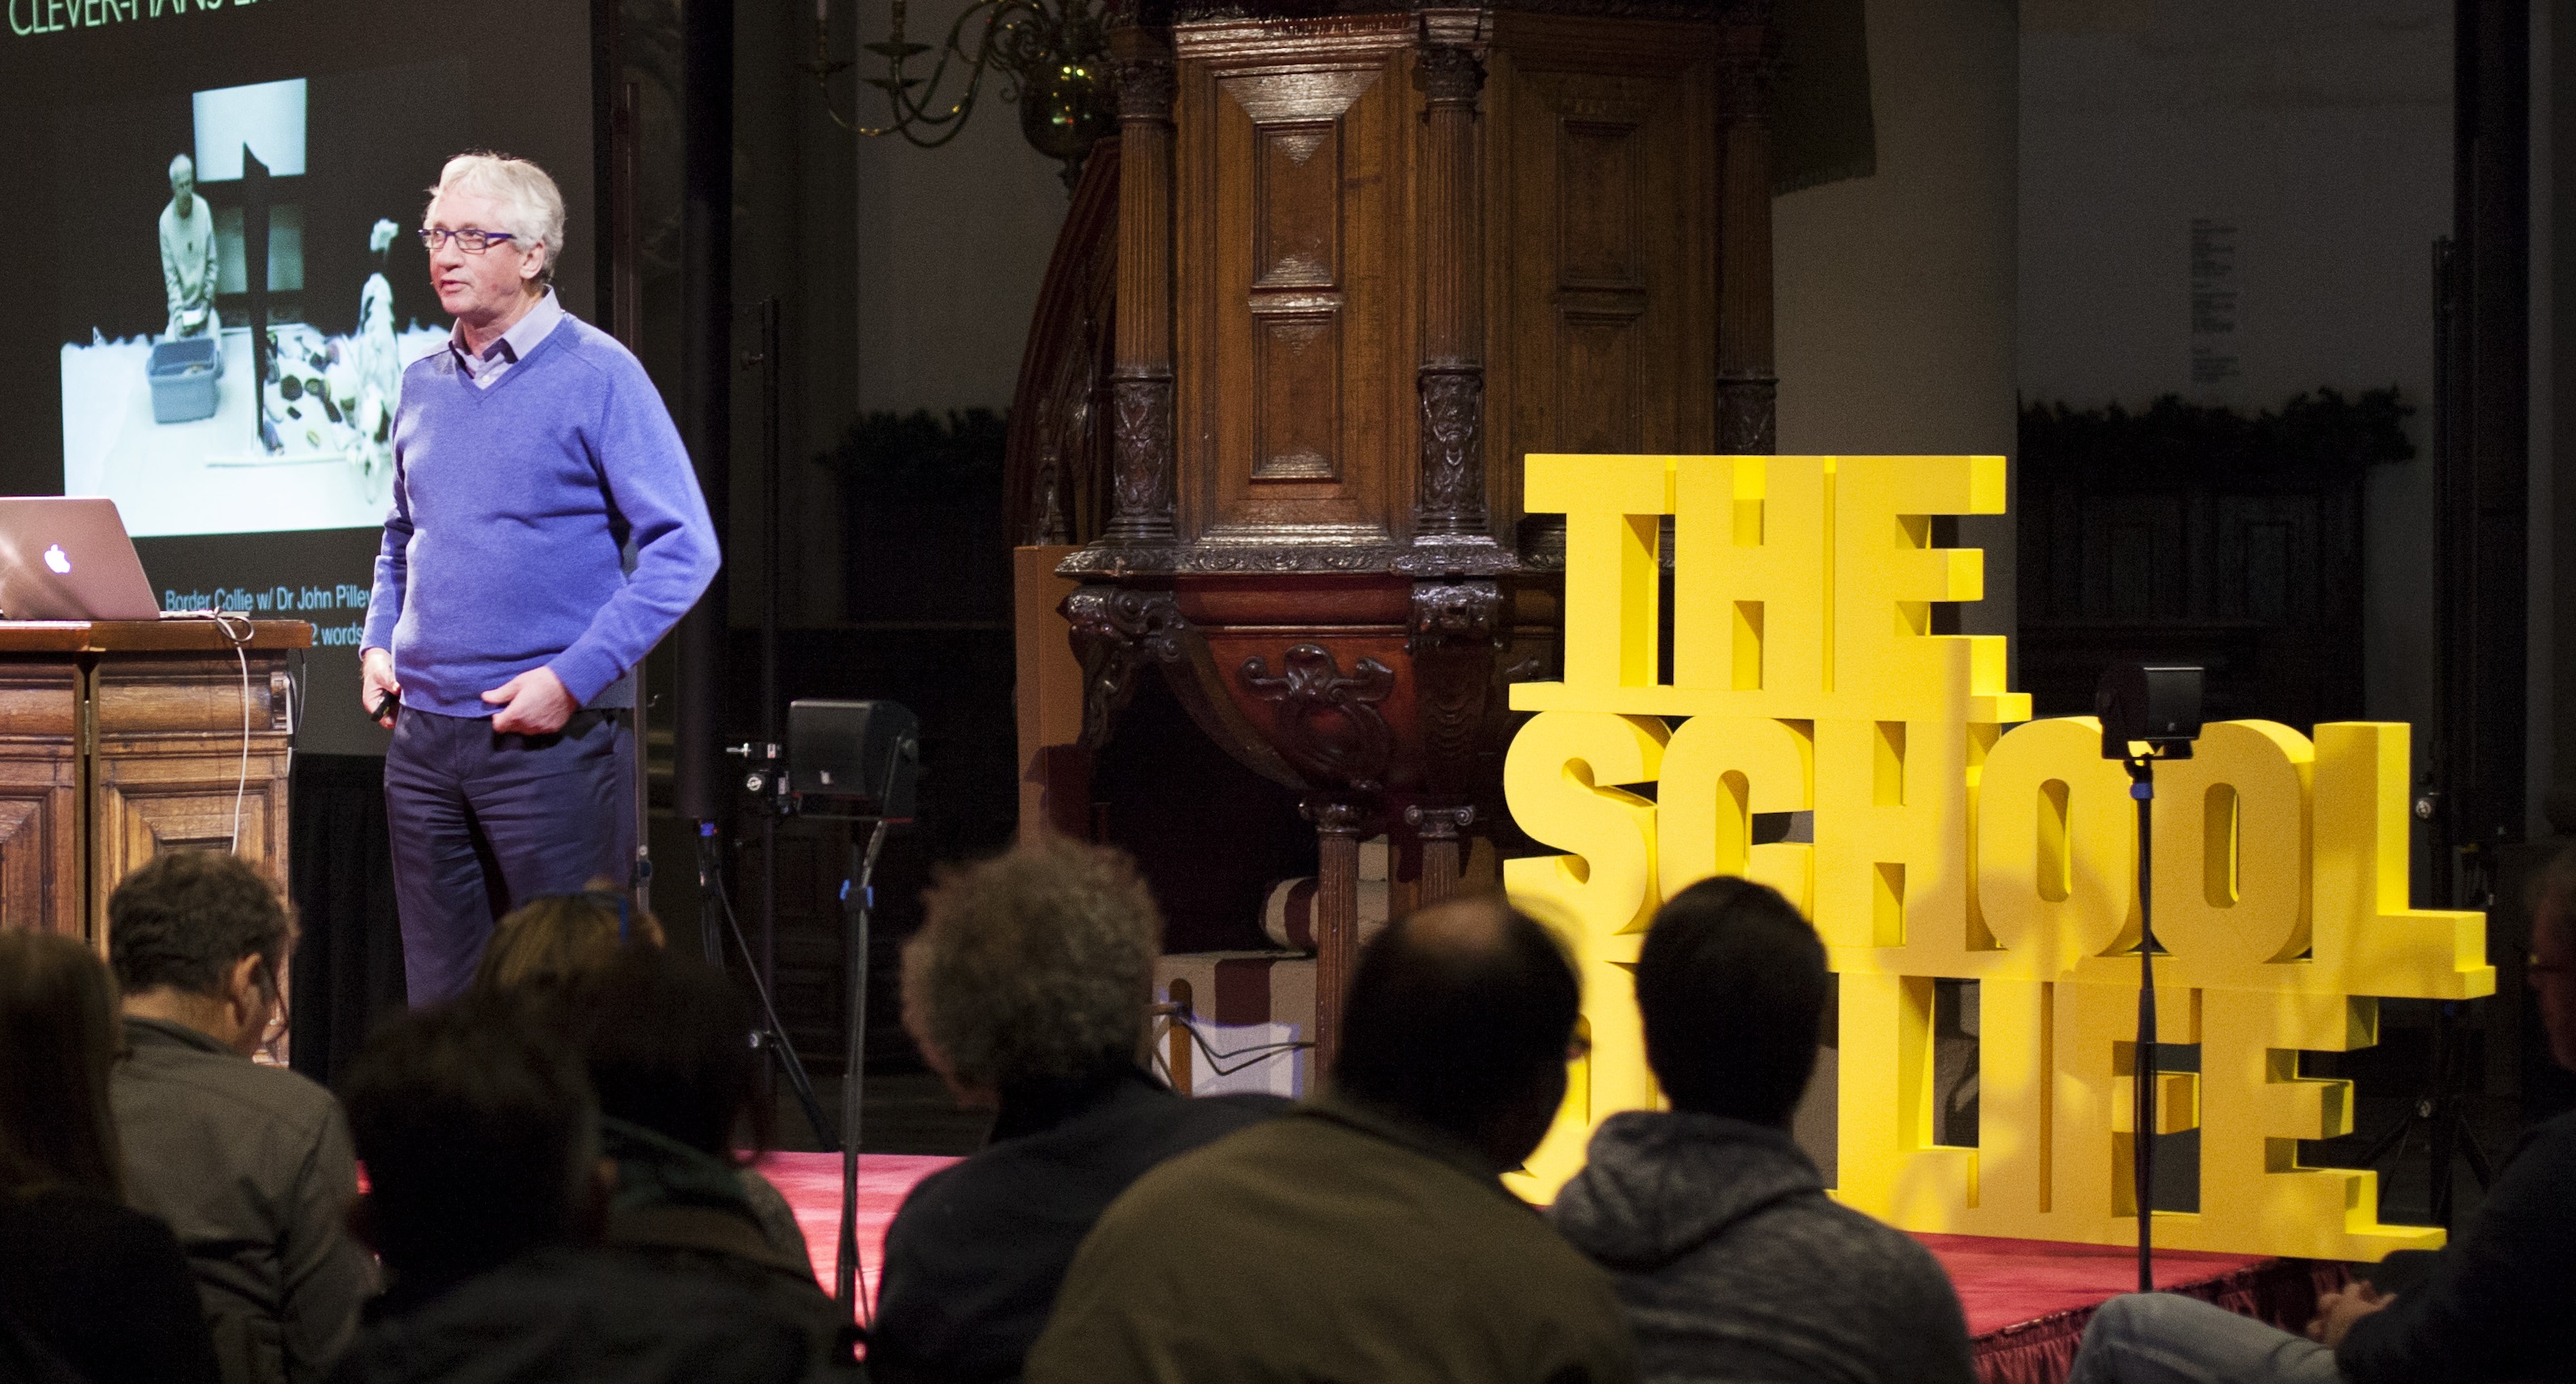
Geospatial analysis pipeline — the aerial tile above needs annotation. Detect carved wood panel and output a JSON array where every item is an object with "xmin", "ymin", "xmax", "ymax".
[
  {"xmin": 1486, "ymin": 15, "xmax": 1719, "ymax": 528},
  {"xmin": 90, "ymin": 653, "xmax": 294, "ymax": 943},
  {"xmin": 1182, "ymin": 19, "xmax": 1415, "ymax": 545},
  {"xmin": 0, "ymin": 661, "xmax": 80, "ymax": 937}
]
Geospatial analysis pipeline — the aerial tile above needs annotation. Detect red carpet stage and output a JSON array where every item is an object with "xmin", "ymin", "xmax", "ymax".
[
  {"xmin": 1915, "ymin": 1234, "xmax": 2346, "ymax": 1384},
  {"xmin": 760, "ymin": 1152, "xmax": 2346, "ymax": 1384},
  {"xmin": 753, "ymin": 1152, "xmax": 959, "ymax": 1304}
]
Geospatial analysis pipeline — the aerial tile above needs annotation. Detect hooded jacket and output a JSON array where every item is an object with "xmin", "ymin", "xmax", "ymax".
[{"xmin": 1552, "ymin": 1110, "xmax": 1975, "ymax": 1384}]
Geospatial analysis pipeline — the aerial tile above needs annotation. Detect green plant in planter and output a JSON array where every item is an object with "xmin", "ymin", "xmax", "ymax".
[
  {"xmin": 814, "ymin": 408, "xmax": 1010, "ymax": 501},
  {"xmin": 2020, "ymin": 386, "xmax": 2414, "ymax": 486}
]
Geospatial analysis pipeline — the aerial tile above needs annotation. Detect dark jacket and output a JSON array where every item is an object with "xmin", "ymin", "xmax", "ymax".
[
  {"xmin": 1024, "ymin": 1094, "xmax": 1638, "ymax": 1384},
  {"xmin": 1551, "ymin": 1110, "xmax": 1976, "ymax": 1384},
  {"xmin": 595, "ymin": 1114, "xmax": 844, "ymax": 1365},
  {"xmin": 0, "ymin": 1186, "xmax": 222, "ymax": 1384},
  {"xmin": 2338, "ymin": 1110, "xmax": 2576, "ymax": 1384},
  {"xmin": 868, "ymin": 1068, "xmax": 1285, "ymax": 1383},
  {"xmin": 113, "ymin": 1016, "xmax": 376, "ymax": 1384},
  {"xmin": 327, "ymin": 1245, "xmax": 858, "ymax": 1384}
]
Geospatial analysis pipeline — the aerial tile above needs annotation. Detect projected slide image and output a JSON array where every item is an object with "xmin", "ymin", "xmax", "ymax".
[{"xmin": 52, "ymin": 64, "xmax": 465, "ymax": 537}]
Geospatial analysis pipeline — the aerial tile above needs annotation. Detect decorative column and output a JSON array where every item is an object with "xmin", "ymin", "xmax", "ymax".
[
  {"xmin": 1106, "ymin": 27, "xmax": 1179, "ymax": 542},
  {"xmin": 1410, "ymin": 39, "xmax": 1490, "ymax": 545},
  {"xmin": 1405, "ymin": 803, "xmax": 1476, "ymax": 906},
  {"xmin": 1305, "ymin": 797, "xmax": 1366, "ymax": 1072},
  {"xmin": 1715, "ymin": 18, "xmax": 1778, "ymax": 454}
]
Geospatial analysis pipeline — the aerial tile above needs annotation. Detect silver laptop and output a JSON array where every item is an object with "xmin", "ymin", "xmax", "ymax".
[{"xmin": 0, "ymin": 498, "xmax": 161, "ymax": 621}]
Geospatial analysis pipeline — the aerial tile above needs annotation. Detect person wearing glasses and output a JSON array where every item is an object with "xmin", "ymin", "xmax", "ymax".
[
  {"xmin": 2064, "ymin": 841, "xmax": 2576, "ymax": 1384},
  {"xmin": 359, "ymin": 151, "xmax": 717, "ymax": 1005},
  {"xmin": 107, "ymin": 849, "xmax": 376, "ymax": 1384}
]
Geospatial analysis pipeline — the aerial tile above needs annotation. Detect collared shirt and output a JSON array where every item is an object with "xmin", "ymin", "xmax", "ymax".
[{"xmin": 448, "ymin": 288, "xmax": 565, "ymax": 389}]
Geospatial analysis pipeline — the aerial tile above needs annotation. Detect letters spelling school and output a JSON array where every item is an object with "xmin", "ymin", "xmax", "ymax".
[{"xmin": 1501, "ymin": 453, "xmax": 2489, "ymax": 1260}]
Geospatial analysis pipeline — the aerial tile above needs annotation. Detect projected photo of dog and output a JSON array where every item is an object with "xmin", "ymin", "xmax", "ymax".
[{"xmin": 54, "ymin": 63, "xmax": 465, "ymax": 538}]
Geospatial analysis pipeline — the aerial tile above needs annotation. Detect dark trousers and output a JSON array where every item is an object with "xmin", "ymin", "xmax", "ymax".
[{"xmin": 384, "ymin": 707, "xmax": 635, "ymax": 1004}]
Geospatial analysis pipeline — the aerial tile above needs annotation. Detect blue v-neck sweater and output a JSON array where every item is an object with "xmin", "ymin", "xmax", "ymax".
[{"xmin": 363, "ymin": 315, "xmax": 718, "ymax": 717}]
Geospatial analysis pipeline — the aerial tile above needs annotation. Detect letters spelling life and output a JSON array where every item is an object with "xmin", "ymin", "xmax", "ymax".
[{"xmin": 1501, "ymin": 453, "xmax": 2490, "ymax": 1259}]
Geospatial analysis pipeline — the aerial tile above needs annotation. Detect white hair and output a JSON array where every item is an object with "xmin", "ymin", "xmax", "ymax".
[
  {"xmin": 427, "ymin": 152, "xmax": 566, "ymax": 286},
  {"xmin": 169, "ymin": 153, "xmax": 193, "ymax": 181}
]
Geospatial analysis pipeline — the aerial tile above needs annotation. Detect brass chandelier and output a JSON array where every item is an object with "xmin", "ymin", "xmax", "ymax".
[{"xmin": 808, "ymin": 0, "xmax": 1118, "ymax": 189}]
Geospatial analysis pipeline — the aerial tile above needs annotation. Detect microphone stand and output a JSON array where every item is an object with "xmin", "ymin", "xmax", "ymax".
[
  {"xmin": 834, "ymin": 817, "xmax": 893, "ymax": 1324},
  {"xmin": 2122, "ymin": 751, "xmax": 2158, "ymax": 1294}
]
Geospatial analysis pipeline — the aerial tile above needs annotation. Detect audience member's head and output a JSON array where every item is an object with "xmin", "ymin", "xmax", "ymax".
[
  {"xmin": 1333, "ymin": 896, "xmax": 1582, "ymax": 1169},
  {"xmin": 2530, "ymin": 841, "xmax": 2576, "ymax": 1072},
  {"xmin": 339, "ymin": 994, "xmax": 602, "ymax": 1297},
  {"xmin": 108, "ymin": 849, "xmax": 290, "ymax": 1057},
  {"xmin": 570, "ymin": 947, "xmax": 769, "ymax": 1158},
  {"xmin": 0, "ymin": 931, "xmax": 124, "ymax": 1201},
  {"xmin": 473, "ymin": 887, "xmax": 665, "ymax": 994},
  {"xmin": 1635, "ymin": 876, "xmax": 1828, "ymax": 1127},
  {"xmin": 902, "ymin": 836, "xmax": 1164, "ymax": 1106}
]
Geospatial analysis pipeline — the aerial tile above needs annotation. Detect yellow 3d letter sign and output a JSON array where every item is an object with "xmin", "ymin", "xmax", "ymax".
[{"xmin": 1502, "ymin": 453, "xmax": 2492, "ymax": 1260}]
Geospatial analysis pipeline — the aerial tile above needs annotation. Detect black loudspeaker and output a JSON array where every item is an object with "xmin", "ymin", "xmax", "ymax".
[
  {"xmin": 2096, "ymin": 664, "xmax": 2205, "ymax": 761},
  {"xmin": 787, "ymin": 699, "xmax": 920, "ymax": 819}
]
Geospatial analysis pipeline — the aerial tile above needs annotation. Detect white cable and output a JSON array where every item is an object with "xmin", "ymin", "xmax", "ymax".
[
  {"xmin": 279, "ymin": 651, "xmax": 303, "ymax": 783},
  {"xmin": 210, "ymin": 608, "xmax": 254, "ymax": 855}
]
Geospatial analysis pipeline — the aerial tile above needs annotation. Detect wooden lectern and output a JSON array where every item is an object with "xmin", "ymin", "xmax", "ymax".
[{"xmin": 0, "ymin": 620, "xmax": 311, "ymax": 944}]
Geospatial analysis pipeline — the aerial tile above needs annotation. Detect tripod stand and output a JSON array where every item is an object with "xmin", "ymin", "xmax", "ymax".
[
  {"xmin": 696, "ymin": 816, "xmax": 835, "ymax": 1150},
  {"xmin": 2356, "ymin": 998, "xmax": 2493, "ymax": 1227}
]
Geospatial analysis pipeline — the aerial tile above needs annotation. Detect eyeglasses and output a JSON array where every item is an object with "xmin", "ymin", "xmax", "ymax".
[{"xmin": 417, "ymin": 226, "xmax": 518, "ymax": 254}]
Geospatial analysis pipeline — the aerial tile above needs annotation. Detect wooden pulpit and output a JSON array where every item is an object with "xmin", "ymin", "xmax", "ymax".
[
  {"xmin": 1015, "ymin": 0, "xmax": 1780, "ymax": 1067},
  {"xmin": 0, "ymin": 620, "xmax": 311, "ymax": 944}
]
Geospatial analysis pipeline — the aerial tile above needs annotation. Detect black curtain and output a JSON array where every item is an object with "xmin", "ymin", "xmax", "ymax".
[{"xmin": 286, "ymin": 754, "xmax": 406, "ymax": 1087}]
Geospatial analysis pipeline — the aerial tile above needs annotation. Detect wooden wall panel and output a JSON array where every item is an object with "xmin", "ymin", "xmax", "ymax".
[
  {"xmin": 0, "ymin": 661, "xmax": 80, "ymax": 938},
  {"xmin": 90, "ymin": 652, "xmax": 294, "ymax": 944},
  {"xmin": 1182, "ymin": 21, "xmax": 1415, "ymax": 545},
  {"xmin": 1485, "ymin": 15, "xmax": 1719, "ymax": 529}
]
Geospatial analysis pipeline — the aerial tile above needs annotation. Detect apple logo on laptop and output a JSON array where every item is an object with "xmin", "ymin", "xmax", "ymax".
[{"xmin": 42, "ymin": 545, "xmax": 69, "ymax": 575}]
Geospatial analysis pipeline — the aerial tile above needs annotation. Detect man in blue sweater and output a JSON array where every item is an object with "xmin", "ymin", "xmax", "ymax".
[{"xmin": 361, "ymin": 152, "xmax": 717, "ymax": 1004}]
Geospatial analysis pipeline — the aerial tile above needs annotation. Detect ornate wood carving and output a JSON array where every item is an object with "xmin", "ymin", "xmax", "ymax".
[
  {"xmin": 1237, "ymin": 643, "xmax": 1396, "ymax": 795},
  {"xmin": 1114, "ymin": 53, "xmax": 1178, "ymax": 118},
  {"xmin": 1063, "ymin": 585, "xmax": 1190, "ymax": 749},
  {"xmin": 1715, "ymin": 17, "xmax": 1779, "ymax": 456},
  {"xmin": 1412, "ymin": 369, "xmax": 1486, "ymax": 535},
  {"xmin": 1005, "ymin": 141, "xmax": 1122, "ymax": 547},
  {"xmin": 1403, "ymin": 802, "xmax": 1476, "ymax": 906},
  {"xmin": 1109, "ymin": 375, "xmax": 1179, "ymax": 534},
  {"xmin": 1405, "ymin": 34, "xmax": 1509, "ymax": 574},
  {"xmin": 1030, "ymin": 8, "xmax": 1778, "ymax": 1075},
  {"xmin": 1106, "ymin": 32, "xmax": 1182, "ymax": 544},
  {"xmin": 1406, "ymin": 578, "xmax": 1505, "ymax": 791}
]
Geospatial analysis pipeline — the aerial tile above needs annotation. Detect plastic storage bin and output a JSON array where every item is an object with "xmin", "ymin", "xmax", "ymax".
[{"xmin": 148, "ymin": 336, "xmax": 222, "ymax": 424}]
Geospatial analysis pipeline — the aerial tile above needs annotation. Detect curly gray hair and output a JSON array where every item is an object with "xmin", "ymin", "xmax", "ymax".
[{"xmin": 901, "ymin": 837, "xmax": 1163, "ymax": 1098}]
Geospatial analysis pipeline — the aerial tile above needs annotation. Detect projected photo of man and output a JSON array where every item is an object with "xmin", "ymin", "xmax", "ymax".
[
  {"xmin": 56, "ymin": 69, "xmax": 464, "ymax": 536},
  {"xmin": 158, "ymin": 154, "xmax": 218, "ymax": 341}
]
